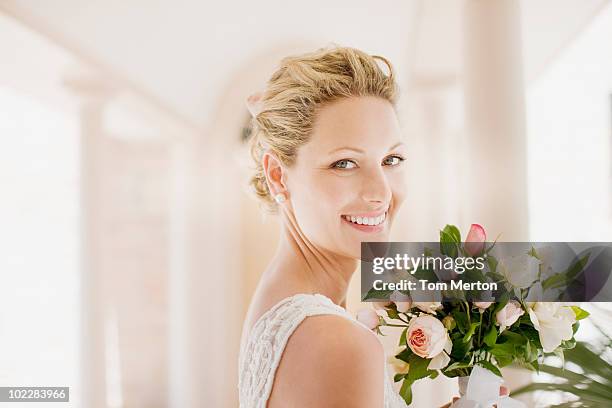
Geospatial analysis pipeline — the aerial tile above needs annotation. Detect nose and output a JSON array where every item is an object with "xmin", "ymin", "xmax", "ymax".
[{"xmin": 360, "ymin": 165, "xmax": 392, "ymax": 206}]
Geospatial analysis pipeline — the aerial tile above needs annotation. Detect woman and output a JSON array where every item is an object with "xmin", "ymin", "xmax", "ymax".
[{"xmin": 237, "ymin": 46, "xmax": 503, "ymax": 407}]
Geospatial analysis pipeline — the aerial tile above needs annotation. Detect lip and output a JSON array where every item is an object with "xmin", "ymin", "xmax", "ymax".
[{"xmin": 341, "ymin": 211, "xmax": 388, "ymax": 233}]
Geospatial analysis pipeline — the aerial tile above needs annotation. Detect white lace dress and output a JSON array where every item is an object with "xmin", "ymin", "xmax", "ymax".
[{"xmin": 238, "ymin": 293, "xmax": 409, "ymax": 407}]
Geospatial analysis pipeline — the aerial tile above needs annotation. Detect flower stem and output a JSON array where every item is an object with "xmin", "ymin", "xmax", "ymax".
[
  {"xmin": 397, "ymin": 314, "xmax": 410, "ymax": 324},
  {"xmin": 477, "ymin": 312, "xmax": 483, "ymax": 346},
  {"xmin": 464, "ymin": 302, "xmax": 471, "ymax": 327}
]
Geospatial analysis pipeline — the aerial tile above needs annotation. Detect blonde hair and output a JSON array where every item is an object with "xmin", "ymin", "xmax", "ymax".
[{"xmin": 248, "ymin": 46, "xmax": 398, "ymax": 212}]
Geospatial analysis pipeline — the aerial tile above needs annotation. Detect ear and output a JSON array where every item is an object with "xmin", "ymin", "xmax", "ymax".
[{"xmin": 262, "ymin": 151, "xmax": 287, "ymax": 196}]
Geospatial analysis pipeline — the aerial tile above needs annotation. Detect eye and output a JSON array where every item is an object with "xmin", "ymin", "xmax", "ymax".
[
  {"xmin": 383, "ymin": 155, "xmax": 405, "ymax": 166},
  {"xmin": 331, "ymin": 159, "xmax": 357, "ymax": 170}
]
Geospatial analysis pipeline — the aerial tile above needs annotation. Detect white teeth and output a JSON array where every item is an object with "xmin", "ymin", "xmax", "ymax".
[{"xmin": 344, "ymin": 212, "xmax": 387, "ymax": 226}]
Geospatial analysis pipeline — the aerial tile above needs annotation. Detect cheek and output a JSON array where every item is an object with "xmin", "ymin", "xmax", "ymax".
[
  {"xmin": 388, "ymin": 170, "xmax": 408, "ymax": 206},
  {"xmin": 294, "ymin": 172, "xmax": 356, "ymax": 213},
  {"xmin": 289, "ymin": 172, "xmax": 346, "ymax": 229}
]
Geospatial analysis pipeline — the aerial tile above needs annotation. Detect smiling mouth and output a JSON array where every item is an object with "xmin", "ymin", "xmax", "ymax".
[{"xmin": 341, "ymin": 211, "xmax": 387, "ymax": 227}]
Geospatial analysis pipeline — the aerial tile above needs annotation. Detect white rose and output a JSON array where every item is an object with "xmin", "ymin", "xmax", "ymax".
[
  {"xmin": 406, "ymin": 315, "xmax": 452, "ymax": 370},
  {"xmin": 528, "ymin": 302, "xmax": 576, "ymax": 352},
  {"xmin": 536, "ymin": 245, "xmax": 577, "ymax": 282},
  {"xmin": 496, "ymin": 300, "xmax": 524, "ymax": 332},
  {"xmin": 473, "ymin": 301, "xmax": 494, "ymax": 311},
  {"xmin": 413, "ymin": 302, "xmax": 443, "ymax": 314},
  {"xmin": 499, "ymin": 253, "xmax": 539, "ymax": 289}
]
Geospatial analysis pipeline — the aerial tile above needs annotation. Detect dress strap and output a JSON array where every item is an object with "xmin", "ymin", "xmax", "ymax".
[{"xmin": 238, "ymin": 293, "xmax": 356, "ymax": 407}]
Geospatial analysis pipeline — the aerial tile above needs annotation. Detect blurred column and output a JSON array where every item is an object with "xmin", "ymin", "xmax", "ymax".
[
  {"xmin": 463, "ymin": 1, "xmax": 532, "ymax": 404},
  {"xmin": 168, "ymin": 133, "xmax": 243, "ymax": 407},
  {"xmin": 168, "ymin": 140, "xmax": 197, "ymax": 408},
  {"xmin": 462, "ymin": 0, "xmax": 529, "ymax": 241},
  {"xmin": 64, "ymin": 75, "xmax": 116, "ymax": 408}
]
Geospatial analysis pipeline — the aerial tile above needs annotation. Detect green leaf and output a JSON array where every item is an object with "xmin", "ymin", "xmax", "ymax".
[
  {"xmin": 394, "ymin": 373, "xmax": 406, "ymax": 382},
  {"xmin": 527, "ymin": 246, "xmax": 540, "ymax": 259},
  {"xmin": 399, "ymin": 354, "xmax": 437, "ymax": 405},
  {"xmin": 565, "ymin": 253, "xmax": 591, "ymax": 280},
  {"xmin": 395, "ymin": 347, "xmax": 414, "ymax": 364},
  {"xmin": 495, "ymin": 354, "xmax": 514, "ymax": 367},
  {"xmin": 451, "ymin": 334, "xmax": 472, "ymax": 360},
  {"xmin": 387, "ymin": 308, "xmax": 400, "ymax": 320},
  {"xmin": 561, "ymin": 338, "xmax": 577, "ymax": 350},
  {"xmin": 490, "ymin": 342, "xmax": 515, "ymax": 367},
  {"xmin": 519, "ymin": 326, "xmax": 542, "ymax": 348},
  {"xmin": 463, "ymin": 322, "xmax": 480, "ymax": 343},
  {"xmin": 523, "ymin": 360, "xmax": 539, "ymax": 372},
  {"xmin": 564, "ymin": 342, "xmax": 612, "ymax": 378},
  {"xmin": 440, "ymin": 225, "xmax": 461, "ymax": 258},
  {"xmin": 541, "ymin": 254, "xmax": 590, "ymax": 290},
  {"xmin": 442, "ymin": 224, "xmax": 461, "ymax": 243},
  {"xmin": 399, "ymin": 328, "xmax": 407, "ymax": 346},
  {"xmin": 451, "ymin": 310, "xmax": 469, "ymax": 334},
  {"xmin": 362, "ymin": 287, "xmax": 393, "ymax": 301},
  {"xmin": 524, "ymin": 340, "xmax": 538, "ymax": 362},
  {"xmin": 483, "ymin": 326, "xmax": 498, "ymax": 347},
  {"xmin": 399, "ymin": 377, "xmax": 413, "ymax": 405},
  {"xmin": 406, "ymin": 354, "xmax": 435, "ymax": 382},
  {"xmin": 492, "ymin": 295, "xmax": 509, "ymax": 314},
  {"xmin": 500, "ymin": 330, "xmax": 528, "ymax": 345},
  {"xmin": 571, "ymin": 306, "xmax": 590, "ymax": 321},
  {"xmin": 445, "ymin": 361, "xmax": 472, "ymax": 372}
]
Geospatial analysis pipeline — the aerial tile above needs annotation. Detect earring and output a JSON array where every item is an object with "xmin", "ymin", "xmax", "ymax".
[{"xmin": 274, "ymin": 192, "xmax": 286, "ymax": 204}]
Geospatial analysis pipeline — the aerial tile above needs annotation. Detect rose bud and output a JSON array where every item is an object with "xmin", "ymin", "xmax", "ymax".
[{"xmin": 465, "ymin": 223, "xmax": 486, "ymax": 256}]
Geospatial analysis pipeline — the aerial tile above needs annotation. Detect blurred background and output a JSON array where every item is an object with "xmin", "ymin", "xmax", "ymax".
[{"xmin": 1, "ymin": 0, "xmax": 611, "ymax": 407}]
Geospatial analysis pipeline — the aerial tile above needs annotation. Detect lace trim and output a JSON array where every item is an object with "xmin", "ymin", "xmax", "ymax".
[{"xmin": 238, "ymin": 293, "xmax": 408, "ymax": 408}]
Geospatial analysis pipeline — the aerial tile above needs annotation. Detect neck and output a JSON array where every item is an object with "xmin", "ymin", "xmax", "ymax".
[{"xmin": 269, "ymin": 218, "xmax": 358, "ymax": 308}]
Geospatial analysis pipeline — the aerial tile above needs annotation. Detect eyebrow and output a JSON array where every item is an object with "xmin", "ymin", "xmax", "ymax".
[{"xmin": 328, "ymin": 142, "xmax": 405, "ymax": 155}]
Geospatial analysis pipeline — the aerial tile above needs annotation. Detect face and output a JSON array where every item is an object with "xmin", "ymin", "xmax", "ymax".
[{"xmin": 282, "ymin": 96, "xmax": 408, "ymax": 259}]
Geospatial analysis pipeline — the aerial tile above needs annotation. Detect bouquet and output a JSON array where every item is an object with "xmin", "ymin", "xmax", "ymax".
[{"xmin": 357, "ymin": 224, "xmax": 590, "ymax": 407}]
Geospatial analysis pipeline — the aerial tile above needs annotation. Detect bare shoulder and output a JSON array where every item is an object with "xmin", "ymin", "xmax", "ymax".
[{"xmin": 268, "ymin": 314, "xmax": 385, "ymax": 408}]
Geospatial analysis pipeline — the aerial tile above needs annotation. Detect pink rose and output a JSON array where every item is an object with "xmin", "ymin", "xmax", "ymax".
[
  {"xmin": 496, "ymin": 300, "xmax": 524, "ymax": 332},
  {"xmin": 465, "ymin": 224, "xmax": 486, "ymax": 256},
  {"xmin": 407, "ymin": 315, "xmax": 448, "ymax": 358},
  {"xmin": 356, "ymin": 308, "xmax": 381, "ymax": 330}
]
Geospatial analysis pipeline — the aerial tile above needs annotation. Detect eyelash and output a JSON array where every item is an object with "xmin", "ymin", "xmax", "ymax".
[{"xmin": 330, "ymin": 155, "xmax": 406, "ymax": 170}]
